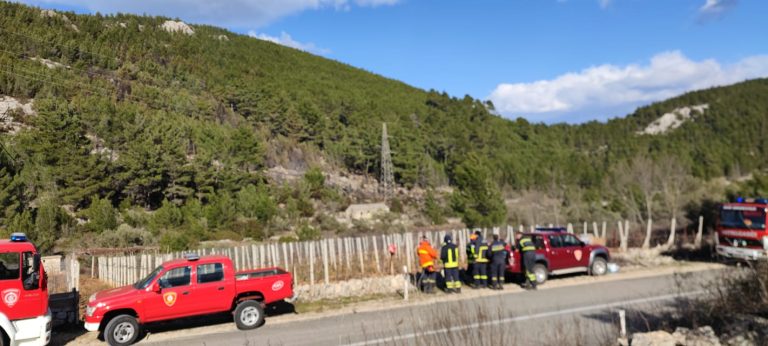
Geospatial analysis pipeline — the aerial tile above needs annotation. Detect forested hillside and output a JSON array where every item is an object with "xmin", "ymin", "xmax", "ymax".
[{"xmin": 1, "ymin": 2, "xmax": 767, "ymax": 252}]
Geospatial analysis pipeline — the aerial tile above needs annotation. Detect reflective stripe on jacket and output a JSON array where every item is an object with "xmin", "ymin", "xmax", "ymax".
[
  {"xmin": 441, "ymin": 243, "xmax": 459, "ymax": 269},
  {"xmin": 519, "ymin": 237, "xmax": 536, "ymax": 252},
  {"xmin": 418, "ymin": 240, "xmax": 438, "ymax": 268}
]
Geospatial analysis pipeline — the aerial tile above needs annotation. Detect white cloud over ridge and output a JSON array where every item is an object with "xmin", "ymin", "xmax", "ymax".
[
  {"xmin": 488, "ymin": 51, "xmax": 768, "ymax": 123},
  {"xmin": 14, "ymin": 0, "xmax": 400, "ymax": 28},
  {"xmin": 247, "ymin": 30, "xmax": 330, "ymax": 55}
]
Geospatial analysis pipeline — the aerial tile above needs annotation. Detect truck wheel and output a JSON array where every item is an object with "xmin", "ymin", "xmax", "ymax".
[
  {"xmin": 235, "ymin": 300, "xmax": 265, "ymax": 330},
  {"xmin": 532, "ymin": 263, "xmax": 548, "ymax": 284},
  {"xmin": 105, "ymin": 315, "xmax": 139, "ymax": 346},
  {"xmin": 591, "ymin": 257, "xmax": 608, "ymax": 276}
]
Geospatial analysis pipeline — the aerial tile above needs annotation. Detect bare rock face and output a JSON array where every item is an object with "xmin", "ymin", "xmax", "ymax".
[
  {"xmin": 631, "ymin": 326, "xmax": 723, "ymax": 346},
  {"xmin": 0, "ymin": 96, "xmax": 34, "ymax": 134},
  {"xmin": 39, "ymin": 9, "xmax": 79, "ymax": 32},
  {"xmin": 673, "ymin": 326, "xmax": 721, "ymax": 346},
  {"xmin": 161, "ymin": 20, "xmax": 195, "ymax": 35},
  {"xmin": 631, "ymin": 331, "xmax": 678, "ymax": 346}
]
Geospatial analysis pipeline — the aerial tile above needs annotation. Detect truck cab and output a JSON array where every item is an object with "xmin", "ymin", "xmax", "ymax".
[
  {"xmin": 0, "ymin": 233, "xmax": 51, "ymax": 346},
  {"xmin": 716, "ymin": 198, "xmax": 768, "ymax": 261},
  {"xmin": 507, "ymin": 228, "xmax": 610, "ymax": 284}
]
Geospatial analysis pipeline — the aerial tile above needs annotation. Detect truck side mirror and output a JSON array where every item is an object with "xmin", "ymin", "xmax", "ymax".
[
  {"xmin": 152, "ymin": 282, "xmax": 162, "ymax": 293},
  {"xmin": 33, "ymin": 254, "xmax": 41, "ymax": 273}
]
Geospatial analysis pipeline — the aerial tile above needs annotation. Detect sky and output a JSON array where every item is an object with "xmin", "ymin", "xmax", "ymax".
[{"xmin": 11, "ymin": 0, "xmax": 768, "ymax": 123}]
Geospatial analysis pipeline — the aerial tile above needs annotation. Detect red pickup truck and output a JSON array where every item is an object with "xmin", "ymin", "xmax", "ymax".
[
  {"xmin": 507, "ymin": 229, "xmax": 610, "ymax": 284},
  {"xmin": 84, "ymin": 254, "xmax": 294, "ymax": 346}
]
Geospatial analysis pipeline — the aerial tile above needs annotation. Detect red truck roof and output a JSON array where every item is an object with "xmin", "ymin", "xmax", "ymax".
[
  {"xmin": 161, "ymin": 255, "xmax": 231, "ymax": 267},
  {"xmin": 0, "ymin": 240, "xmax": 39, "ymax": 253}
]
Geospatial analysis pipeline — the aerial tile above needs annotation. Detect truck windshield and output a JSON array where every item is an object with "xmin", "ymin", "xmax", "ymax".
[
  {"xmin": 134, "ymin": 266, "xmax": 163, "ymax": 289},
  {"xmin": 720, "ymin": 206, "xmax": 767, "ymax": 230}
]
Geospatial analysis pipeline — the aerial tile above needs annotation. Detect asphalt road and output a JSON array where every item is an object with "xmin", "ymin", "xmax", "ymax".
[{"xmin": 144, "ymin": 270, "xmax": 720, "ymax": 346}]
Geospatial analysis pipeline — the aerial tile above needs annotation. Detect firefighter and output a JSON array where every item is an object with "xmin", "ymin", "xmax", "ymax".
[
  {"xmin": 465, "ymin": 231, "xmax": 479, "ymax": 285},
  {"xmin": 440, "ymin": 234, "xmax": 461, "ymax": 293},
  {"xmin": 489, "ymin": 234, "xmax": 507, "ymax": 290},
  {"xmin": 516, "ymin": 233, "xmax": 538, "ymax": 290},
  {"xmin": 417, "ymin": 236, "xmax": 438, "ymax": 294},
  {"xmin": 473, "ymin": 233, "xmax": 490, "ymax": 288}
]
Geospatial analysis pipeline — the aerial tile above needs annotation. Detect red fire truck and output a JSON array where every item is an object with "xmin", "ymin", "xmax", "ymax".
[
  {"xmin": 0, "ymin": 233, "xmax": 52, "ymax": 346},
  {"xmin": 716, "ymin": 198, "xmax": 768, "ymax": 261}
]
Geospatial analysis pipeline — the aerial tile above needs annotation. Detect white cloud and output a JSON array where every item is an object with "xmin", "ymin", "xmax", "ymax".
[
  {"xmin": 697, "ymin": 0, "xmax": 738, "ymax": 22},
  {"xmin": 14, "ymin": 0, "xmax": 400, "ymax": 28},
  {"xmin": 247, "ymin": 30, "xmax": 330, "ymax": 55},
  {"xmin": 488, "ymin": 51, "xmax": 768, "ymax": 123}
]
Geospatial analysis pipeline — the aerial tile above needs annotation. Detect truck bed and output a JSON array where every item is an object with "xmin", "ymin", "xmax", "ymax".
[{"xmin": 233, "ymin": 267, "xmax": 293, "ymax": 304}]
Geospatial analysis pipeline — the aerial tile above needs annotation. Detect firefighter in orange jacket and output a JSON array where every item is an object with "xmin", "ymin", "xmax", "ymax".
[{"xmin": 417, "ymin": 236, "xmax": 438, "ymax": 294}]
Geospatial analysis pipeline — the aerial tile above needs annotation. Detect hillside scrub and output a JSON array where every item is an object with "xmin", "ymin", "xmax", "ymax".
[{"xmin": 1, "ymin": 2, "xmax": 768, "ymax": 250}]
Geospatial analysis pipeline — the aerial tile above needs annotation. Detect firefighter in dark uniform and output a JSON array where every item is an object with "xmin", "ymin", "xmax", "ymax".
[
  {"xmin": 465, "ymin": 231, "xmax": 479, "ymax": 285},
  {"xmin": 440, "ymin": 234, "xmax": 461, "ymax": 293},
  {"xmin": 517, "ymin": 234, "xmax": 538, "ymax": 290},
  {"xmin": 489, "ymin": 234, "xmax": 507, "ymax": 290},
  {"xmin": 473, "ymin": 234, "xmax": 489, "ymax": 288}
]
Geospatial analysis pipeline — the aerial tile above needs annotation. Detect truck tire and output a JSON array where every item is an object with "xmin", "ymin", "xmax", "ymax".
[
  {"xmin": 234, "ymin": 300, "xmax": 265, "ymax": 330},
  {"xmin": 105, "ymin": 315, "xmax": 139, "ymax": 346},
  {"xmin": 591, "ymin": 257, "xmax": 608, "ymax": 276},
  {"xmin": 532, "ymin": 263, "xmax": 548, "ymax": 284}
]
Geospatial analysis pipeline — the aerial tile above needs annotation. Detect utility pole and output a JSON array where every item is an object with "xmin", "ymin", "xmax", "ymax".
[{"xmin": 380, "ymin": 123, "xmax": 394, "ymax": 199}]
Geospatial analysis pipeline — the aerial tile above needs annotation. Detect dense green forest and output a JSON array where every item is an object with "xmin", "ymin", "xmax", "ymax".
[{"xmin": 1, "ymin": 2, "xmax": 767, "ymax": 252}]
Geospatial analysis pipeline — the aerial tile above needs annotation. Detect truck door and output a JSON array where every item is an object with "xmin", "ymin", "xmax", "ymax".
[
  {"xmin": 0, "ymin": 251, "xmax": 45, "ymax": 321},
  {"xmin": 144, "ymin": 266, "xmax": 196, "ymax": 321},
  {"xmin": 552, "ymin": 234, "xmax": 589, "ymax": 269},
  {"xmin": 193, "ymin": 262, "xmax": 233, "ymax": 314},
  {"xmin": 546, "ymin": 235, "xmax": 570, "ymax": 270}
]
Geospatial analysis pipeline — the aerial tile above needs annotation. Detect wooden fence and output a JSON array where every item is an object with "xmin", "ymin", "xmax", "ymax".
[{"xmin": 94, "ymin": 218, "xmax": 706, "ymax": 288}]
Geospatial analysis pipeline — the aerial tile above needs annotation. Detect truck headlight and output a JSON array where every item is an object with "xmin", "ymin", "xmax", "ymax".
[
  {"xmin": 88, "ymin": 293, "xmax": 96, "ymax": 303},
  {"xmin": 763, "ymin": 236, "xmax": 768, "ymax": 250},
  {"xmin": 86, "ymin": 306, "xmax": 96, "ymax": 317}
]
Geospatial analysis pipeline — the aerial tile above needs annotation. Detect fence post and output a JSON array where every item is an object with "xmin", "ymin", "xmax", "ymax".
[
  {"xmin": 309, "ymin": 242, "xmax": 315, "ymax": 290},
  {"xmin": 403, "ymin": 265, "xmax": 409, "ymax": 301},
  {"xmin": 372, "ymin": 236, "xmax": 381, "ymax": 274},
  {"xmin": 357, "ymin": 237, "xmax": 365, "ymax": 276},
  {"xmin": 322, "ymin": 239, "xmax": 329, "ymax": 285}
]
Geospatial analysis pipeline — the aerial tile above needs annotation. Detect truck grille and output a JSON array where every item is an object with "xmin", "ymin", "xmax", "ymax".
[{"xmin": 722, "ymin": 237, "xmax": 763, "ymax": 248}]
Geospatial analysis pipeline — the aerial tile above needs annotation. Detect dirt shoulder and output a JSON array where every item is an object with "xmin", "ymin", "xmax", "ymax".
[{"xmin": 63, "ymin": 261, "xmax": 725, "ymax": 345}]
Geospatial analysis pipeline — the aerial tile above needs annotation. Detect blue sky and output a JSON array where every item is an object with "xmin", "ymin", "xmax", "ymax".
[{"xmin": 13, "ymin": 0, "xmax": 768, "ymax": 123}]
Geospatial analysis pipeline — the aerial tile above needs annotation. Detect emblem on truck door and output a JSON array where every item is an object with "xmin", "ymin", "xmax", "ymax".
[
  {"xmin": 574, "ymin": 249, "xmax": 583, "ymax": 261},
  {"xmin": 2, "ymin": 288, "xmax": 19, "ymax": 308},
  {"xmin": 163, "ymin": 292, "xmax": 178, "ymax": 307},
  {"xmin": 272, "ymin": 280, "xmax": 284, "ymax": 291}
]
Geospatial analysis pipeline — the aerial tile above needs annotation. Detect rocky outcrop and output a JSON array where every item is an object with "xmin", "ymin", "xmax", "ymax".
[
  {"xmin": 638, "ymin": 104, "xmax": 708, "ymax": 135},
  {"xmin": 29, "ymin": 57, "xmax": 69, "ymax": 69},
  {"xmin": 161, "ymin": 20, "xmax": 194, "ymax": 35},
  {"xmin": 40, "ymin": 9, "xmax": 79, "ymax": 32},
  {"xmin": 630, "ymin": 326, "xmax": 723, "ymax": 346},
  {"xmin": 0, "ymin": 96, "xmax": 34, "ymax": 134}
]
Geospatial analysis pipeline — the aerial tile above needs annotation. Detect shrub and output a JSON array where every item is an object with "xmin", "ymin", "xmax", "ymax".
[
  {"xmin": 297, "ymin": 223, "xmax": 320, "ymax": 241},
  {"xmin": 159, "ymin": 230, "xmax": 195, "ymax": 251},
  {"xmin": 96, "ymin": 224, "xmax": 153, "ymax": 247},
  {"xmin": 84, "ymin": 196, "xmax": 119, "ymax": 232}
]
